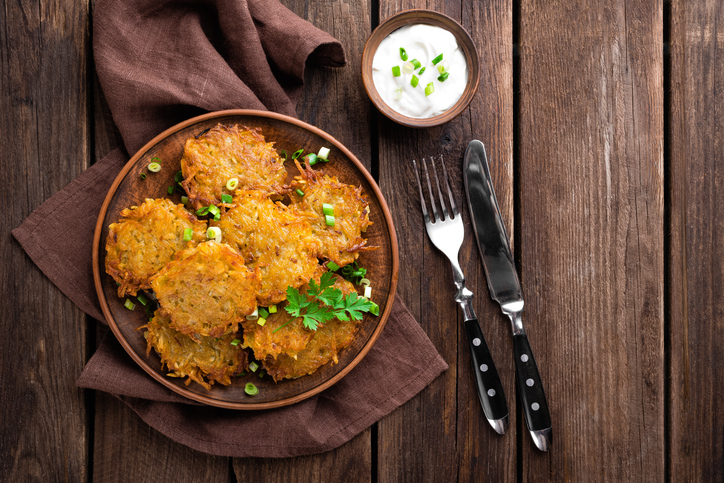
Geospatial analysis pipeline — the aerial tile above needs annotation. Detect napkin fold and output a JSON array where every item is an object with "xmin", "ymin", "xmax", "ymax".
[{"xmin": 12, "ymin": 0, "xmax": 448, "ymax": 457}]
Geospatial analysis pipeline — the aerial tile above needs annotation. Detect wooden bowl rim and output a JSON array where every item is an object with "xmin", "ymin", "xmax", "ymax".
[
  {"xmin": 92, "ymin": 109, "xmax": 400, "ymax": 410},
  {"xmin": 361, "ymin": 9, "xmax": 480, "ymax": 128}
]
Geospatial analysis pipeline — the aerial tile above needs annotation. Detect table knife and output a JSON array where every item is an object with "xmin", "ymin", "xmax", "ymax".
[{"xmin": 463, "ymin": 140, "xmax": 552, "ymax": 451}]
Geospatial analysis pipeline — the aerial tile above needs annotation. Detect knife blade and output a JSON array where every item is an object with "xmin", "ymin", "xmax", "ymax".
[{"xmin": 463, "ymin": 140, "xmax": 552, "ymax": 452}]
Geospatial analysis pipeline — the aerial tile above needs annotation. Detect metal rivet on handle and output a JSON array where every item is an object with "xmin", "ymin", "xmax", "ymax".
[
  {"xmin": 526, "ymin": 378, "xmax": 534, "ymax": 387},
  {"xmin": 487, "ymin": 389, "xmax": 496, "ymax": 397},
  {"xmin": 480, "ymin": 364, "xmax": 488, "ymax": 372},
  {"xmin": 473, "ymin": 338, "xmax": 481, "ymax": 346},
  {"xmin": 531, "ymin": 402, "xmax": 540, "ymax": 411},
  {"xmin": 520, "ymin": 354, "xmax": 529, "ymax": 362}
]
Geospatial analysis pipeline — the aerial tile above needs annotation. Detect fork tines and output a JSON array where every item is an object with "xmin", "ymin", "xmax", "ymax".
[{"xmin": 413, "ymin": 155, "xmax": 459, "ymax": 223}]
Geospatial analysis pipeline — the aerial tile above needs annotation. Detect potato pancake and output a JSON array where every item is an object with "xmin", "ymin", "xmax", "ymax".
[
  {"xmin": 180, "ymin": 124, "xmax": 287, "ymax": 209},
  {"xmin": 144, "ymin": 312, "xmax": 247, "ymax": 390},
  {"xmin": 150, "ymin": 241, "xmax": 260, "ymax": 340},
  {"xmin": 105, "ymin": 198, "xmax": 207, "ymax": 297},
  {"xmin": 216, "ymin": 190, "xmax": 321, "ymax": 306},
  {"xmin": 289, "ymin": 159, "xmax": 374, "ymax": 266}
]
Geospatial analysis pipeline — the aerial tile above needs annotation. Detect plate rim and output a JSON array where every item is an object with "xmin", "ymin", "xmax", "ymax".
[{"xmin": 92, "ymin": 109, "xmax": 400, "ymax": 410}]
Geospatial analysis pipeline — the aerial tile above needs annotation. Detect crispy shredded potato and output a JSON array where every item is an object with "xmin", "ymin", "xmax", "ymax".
[
  {"xmin": 105, "ymin": 198, "xmax": 207, "ymax": 297},
  {"xmin": 289, "ymin": 159, "xmax": 375, "ymax": 266},
  {"xmin": 180, "ymin": 124, "xmax": 287, "ymax": 209},
  {"xmin": 150, "ymin": 241, "xmax": 260, "ymax": 340},
  {"xmin": 143, "ymin": 312, "xmax": 247, "ymax": 390},
  {"xmin": 216, "ymin": 190, "xmax": 321, "ymax": 306}
]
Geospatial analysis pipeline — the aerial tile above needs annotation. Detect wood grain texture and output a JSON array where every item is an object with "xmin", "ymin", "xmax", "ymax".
[
  {"xmin": 669, "ymin": 0, "xmax": 724, "ymax": 481},
  {"xmin": 376, "ymin": 1, "xmax": 515, "ymax": 481},
  {"xmin": 0, "ymin": 0, "xmax": 92, "ymax": 480},
  {"xmin": 519, "ymin": 0, "xmax": 664, "ymax": 480}
]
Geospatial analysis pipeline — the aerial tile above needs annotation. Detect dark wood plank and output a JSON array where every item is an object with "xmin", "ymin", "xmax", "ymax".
[
  {"xmin": 0, "ymin": 0, "xmax": 92, "ymax": 480},
  {"xmin": 232, "ymin": 0, "xmax": 373, "ymax": 479},
  {"xmin": 519, "ymin": 0, "xmax": 664, "ymax": 480},
  {"xmin": 669, "ymin": 1, "xmax": 724, "ymax": 480},
  {"xmin": 376, "ymin": 1, "xmax": 515, "ymax": 482}
]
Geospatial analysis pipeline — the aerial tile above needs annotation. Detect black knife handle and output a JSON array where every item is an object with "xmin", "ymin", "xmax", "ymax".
[
  {"xmin": 513, "ymin": 333, "xmax": 551, "ymax": 433},
  {"xmin": 464, "ymin": 319, "xmax": 508, "ymax": 423}
]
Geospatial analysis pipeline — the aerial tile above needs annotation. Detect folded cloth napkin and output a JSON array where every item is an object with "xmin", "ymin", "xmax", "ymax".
[{"xmin": 12, "ymin": 0, "xmax": 448, "ymax": 458}]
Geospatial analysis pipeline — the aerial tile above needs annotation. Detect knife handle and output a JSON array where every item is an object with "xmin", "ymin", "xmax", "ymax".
[
  {"xmin": 464, "ymin": 319, "xmax": 508, "ymax": 427},
  {"xmin": 513, "ymin": 333, "xmax": 552, "ymax": 435}
]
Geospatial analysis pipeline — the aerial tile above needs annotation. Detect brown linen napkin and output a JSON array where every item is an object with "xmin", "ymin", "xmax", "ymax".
[{"xmin": 12, "ymin": 0, "xmax": 448, "ymax": 458}]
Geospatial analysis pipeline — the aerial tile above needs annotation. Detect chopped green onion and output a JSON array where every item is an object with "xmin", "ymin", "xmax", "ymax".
[
  {"xmin": 411, "ymin": 75, "xmax": 419, "ymax": 88},
  {"xmin": 370, "ymin": 302, "xmax": 380, "ymax": 316},
  {"xmin": 140, "ymin": 173, "xmax": 147, "ymax": 180},
  {"xmin": 152, "ymin": 157, "xmax": 161, "ymax": 162},
  {"xmin": 268, "ymin": 305, "xmax": 277, "ymax": 314},
  {"xmin": 207, "ymin": 227, "xmax": 222, "ymax": 241},
  {"xmin": 248, "ymin": 361, "xmax": 259, "ymax": 372},
  {"xmin": 410, "ymin": 59, "xmax": 421, "ymax": 69},
  {"xmin": 148, "ymin": 162, "xmax": 161, "ymax": 172},
  {"xmin": 207, "ymin": 204, "xmax": 221, "ymax": 220},
  {"xmin": 175, "ymin": 171, "xmax": 184, "ymax": 183},
  {"xmin": 292, "ymin": 149, "xmax": 304, "ymax": 159},
  {"xmin": 230, "ymin": 338, "xmax": 240, "ymax": 346},
  {"xmin": 137, "ymin": 294, "xmax": 149, "ymax": 306},
  {"xmin": 124, "ymin": 299, "xmax": 135, "ymax": 311},
  {"xmin": 258, "ymin": 371, "xmax": 265, "ymax": 378},
  {"xmin": 399, "ymin": 47, "xmax": 408, "ymax": 61},
  {"xmin": 196, "ymin": 206, "xmax": 209, "ymax": 216},
  {"xmin": 183, "ymin": 228, "xmax": 193, "ymax": 241},
  {"xmin": 437, "ymin": 60, "xmax": 450, "ymax": 74},
  {"xmin": 306, "ymin": 153, "xmax": 318, "ymax": 166},
  {"xmin": 393, "ymin": 85, "xmax": 404, "ymax": 100},
  {"xmin": 318, "ymin": 147, "xmax": 330, "ymax": 160},
  {"xmin": 431, "ymin": 53, "xmax": 444, "ymax": 65},
  {"xmin": 425, "ymin": 82, "xmax": 435, "ymax": 96},
  {"xmin": 221, "ymin": 194, "xmax": 233, "ymax": 204},
  {"xmin": 181, "ymin": 195, "xmax": 189, "ymax": 205},
  {"xmin": 418, "ymin": 67, "xmax": 426, "ymax": 75},
  {"xmin": 167, "ymin": 186, "xmax": 174, "ymax": 195},
  {"xmin": 244, "ymin": 383, "xmax": 259, "ymax": 396},
  {"xmin": 257, "ymin": 317, "xmax": 266, "ymax": 327},
  {"xmin": 246, "ymin": 308, "xmax": 258, "ymax": 320},
  {"xmin": 322, "ymin": 203, "xmax": 334, "ymax": 216},
  {"xmin": 364, "ymin": 285, "xmax": 372, "ymax": 298},
  {"xmin": 325, "ymin": 214, "xmax": 335, "ymax": 226},
  {"xmin": 359, "ymin": 277, "xmax": 371, "ymax": 287},
  {"xmin": 392, "ymin": 65, "xmax": 401, "ymax": 77},
  {"xmin": 327, "ymin": 261, "xmax": 340, "ymax": 271},
  {"xmin": 258, "ymin": 308, "xmax": 269, "ymax": 319},
  {"xmin": 402, "ymin": 61, "xmax": 414, "ymax": 74},
  {"xmin": 295, "ymin": 189, "xmax": 305, "ymax": 197},
  {"xmin": 437, "ymin": 72, "xmax": 450, "ymax": 82},
  {"xmin": 279, "ymin": 150, "xmax": 287, "ymax": 160},
  {"xmin": 226, "ymin": 178, "xmax": 239, "ymax": 190}
]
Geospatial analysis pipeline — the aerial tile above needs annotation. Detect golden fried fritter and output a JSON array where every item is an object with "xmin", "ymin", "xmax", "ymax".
[
  {"xmin": 216, "ymin": 190, "xmax": 321, "ymax": 306},
  {"xmin": 105, "ymin": 198, "xmax": 207, "ymax": 297},
  {"xmin": 243, "ymin": 272, "xmax": 361, "ymax": 381},
  {"xmin": 180, "ymin": 124, "xmax": 287, "ymax": 209},
  {"xmin": 289, "ymin": 159, "xmax": 375, "ymax": 266},
  {"xmin": 150, "ymin": 241, "xmax": 261, "ymax": 340},
  {"xmin": 144, "ymin": 312, "xmax": 248, "ymax": 390}
]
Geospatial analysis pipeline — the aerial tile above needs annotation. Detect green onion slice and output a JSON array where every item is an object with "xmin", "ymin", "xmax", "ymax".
[
  {"xmin": 279, "ymin": 150, "xmax": 287, "ymax": 160},
  {"xmin": 183, "ymin": 228, "xmax": 193, "ymax": 241},
  {"xmin": 292, "ymin": 149, "xmax": 304, "ymax": 159},
  {"xmin": 322, "ymin": 203, "xmax": 334, "ymax": 216},
  {"xmin": 295, "ymin": 189, "xmax": 305, "ymax": 197},
  {"xmin": 248, "ymin": 361, "xmax": 259, "ymax": 372},
  {"xmin": 167, "ymin": 186, "xmax": 174, "ymax": 195},
  {"xmin": 221, "ymin": 194, "xmax": 233, "ymax": 204},
  {"xmin": 370, "ymin": 302, "xmax": 380, "ymax": 316},
  {"xmin": 425, "ymin": 82, "xmax": 435, "ymax": 96},
  {"xmin": 196, "ymin": 206, "xmax": 209, "ymax": 216},
  {"xmin": 124, "ymin": 299, "xmax": 135, "ymax": 311},
  {"xmin": 418, "ymin": 67, "xmax": 426, "ymax": 75},
  {"xmin": 306, "ymin": 153, "xmax": 318, "ymax": 166},
  {"xmin": 327, "ymin": 261, "xmax": 340, "ymax": 271},
  {"xmin": 325, "ymin": 214, "xmax": 335, "ymax": 226},
  {"xmin": 244, "ymin": 383, "xmax": 259, "ymax": 396},
  {"xmin": 181, "ymin": 195, "xmax": 189, "ymax": 205},
  {"xmin": 148, "ymin": 162, "xmax": 161, "ymax": 172},
  {"xmin": 411, "ymin": 74, "xmax": 419, "ymax": 88},
  {"xmin": 392, "ymin": 65, "xmax": 401, "ymax": 77},
  {"xmin": 230, "ymin": 339, "xmax": 240, "ymax": 346},
  {"xmin": 393, "ymin": 85, "xmax": 403, "ymax": 100},
  {"xmin": 364, "ymin": 285, "xmax": 372, "ymax": 298},
  {"xmin": 246, "ymin": 308, "xmax": 258, "ymax": 320},
  {"xmin": 431, "ymin": 53, "xmax": 444, "ymax": 65},
  {"xmin": 226, "ymin": 178, "xmax": 239, "ymax": 190},
  {"xmin": 268, "ymin": 305, "xmax": 277, "ymax": 314},
  {"xmin": 437, "ymin": 60, "xmax": 450, "ymax": 74},
  {"xmin": 402, "ymin": 61, "xmax": 414, "ymax": 74},
  {"xmin": 258, "ymin": 308, "xmax": 269, "ymax": 319},
  {"xmin": 207, "ymin": 227, "xmax": 222, "ymax": 241},
  {"xmin": 399, "ymin": 47, "xmax": 408, "ymax": 61},
  {"xmin": 411, "ymin": 59, "xmax": 421, "ymax": 69},
  {"xmin": 140, "ymin": 173, "xmax": 147, "ymax": 180},
  {"xmin": 137, "ymin": 294, "xmax": 149, "ymax": 306},
  {"xmin": 207, "ymin": 204, "xmax": 221, "ymax": 220},
  {"xmin": 318, "ymin": 147, "xmax": 330, "ymax": 160},
  {"xmin": 438, "ymin": 72, "xmax": 450, "ymax": 82},
  {"xmin": 257, "ymin": 317, "xmax": 266, "ymax": 327}
]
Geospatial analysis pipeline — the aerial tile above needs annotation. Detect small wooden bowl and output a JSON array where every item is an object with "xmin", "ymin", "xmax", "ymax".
[{"xmin": 361, "ymin": 10, "xmax": 480, "ymax": 128}]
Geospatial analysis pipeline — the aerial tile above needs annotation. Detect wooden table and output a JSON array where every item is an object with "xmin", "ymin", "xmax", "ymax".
[{"xmin": 3, "ymin": 0, "xmax": 722, "ymax": 481}]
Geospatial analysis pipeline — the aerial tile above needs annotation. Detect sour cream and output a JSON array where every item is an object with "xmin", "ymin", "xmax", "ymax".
[{"xmin": 372, "ymin": 24, "xmax": 467, "ymax": 119}]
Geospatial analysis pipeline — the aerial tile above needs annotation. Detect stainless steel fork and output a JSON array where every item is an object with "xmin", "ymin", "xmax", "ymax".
[{"xmin": 413, "ymin": 155, "xmax": 508, "ymax": 434}]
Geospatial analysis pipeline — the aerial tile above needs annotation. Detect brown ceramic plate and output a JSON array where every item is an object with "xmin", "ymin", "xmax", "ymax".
[
  {"xmin": 92, "ymin": 110, "xmax": 399, "ymax": 410},
  {"xmin": 361, "ymin": 9, "xmax": 480, "ymax": 128}
]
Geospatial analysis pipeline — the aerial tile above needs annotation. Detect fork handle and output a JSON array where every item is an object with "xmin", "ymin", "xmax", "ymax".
[{"xmin": 464, "ymin": 319, "xmax": 508, "ymax": 432}]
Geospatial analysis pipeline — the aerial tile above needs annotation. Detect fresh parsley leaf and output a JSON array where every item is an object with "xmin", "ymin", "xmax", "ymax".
[{"xmin": 342, "ymin": 293, "xmax": 376, "ymax": 321}]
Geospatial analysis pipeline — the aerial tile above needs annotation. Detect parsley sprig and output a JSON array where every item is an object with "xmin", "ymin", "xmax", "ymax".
[{"xmin": 274, "ymin": 272, "xmax": 377, "ymax": 332}]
